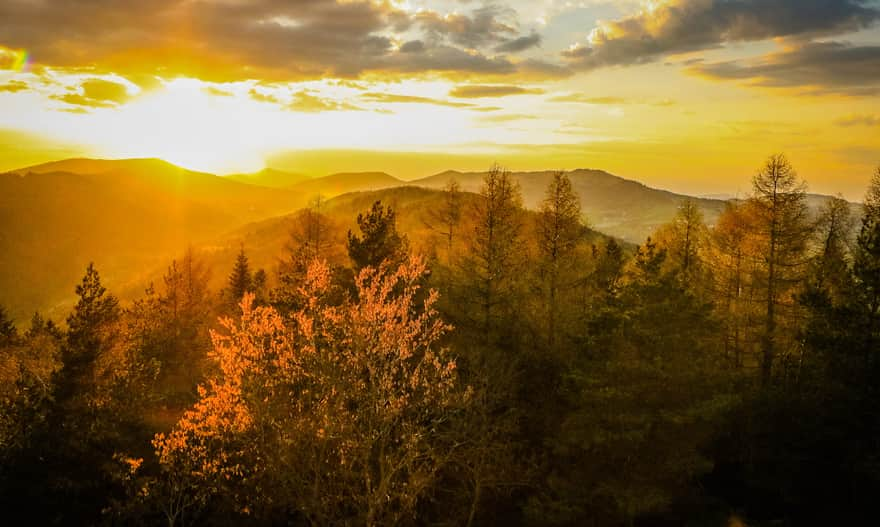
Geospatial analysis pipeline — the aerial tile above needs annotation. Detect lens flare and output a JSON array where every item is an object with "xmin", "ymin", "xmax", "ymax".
[{"xmin": 11, "ymin": 49, "xmax": 31, "ymax": 72}]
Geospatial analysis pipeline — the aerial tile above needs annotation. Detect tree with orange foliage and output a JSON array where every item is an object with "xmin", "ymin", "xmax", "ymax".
[{"xmin": 153, "ymin": 256, "xmax": 460, "ymax": 526}]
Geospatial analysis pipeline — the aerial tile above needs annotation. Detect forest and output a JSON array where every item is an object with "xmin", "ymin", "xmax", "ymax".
[{"xmin": 2, "ymin": 154, "xmax": 880, "ymax": 526}]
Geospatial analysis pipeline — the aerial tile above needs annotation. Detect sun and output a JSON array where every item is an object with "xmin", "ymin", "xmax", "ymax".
[{"xmin": 87, "ymin": 79, "xmax": 268, "ymax": 174}]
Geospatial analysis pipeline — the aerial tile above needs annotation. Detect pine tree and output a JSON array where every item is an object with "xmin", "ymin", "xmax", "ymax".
[
  {"xmin": 853, "ymin": 166, "xmax": 880, "ymax": 378},
  {"xmin": 226, "ymin": 245, "xmax": 254, "ymax": 306},
  {"xmin": 63, "ymin": 263, "xmax": 120, "ymax": 394},
  {"xmin": 0, "ymin": 306, "xmax": 16, "ymax": 344},
  {"xmin": 347, "ymin": 200, "xmax": 409, "ymax": 272}
]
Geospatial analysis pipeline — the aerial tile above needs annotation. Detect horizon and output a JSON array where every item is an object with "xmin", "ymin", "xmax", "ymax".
[
  {"xmin": 1, "ymin": 1, "xmax": 878, "ymax": 200},
  {"xmin": 4, "ymin": 153, "xmax": 868, "ymax": 202}
]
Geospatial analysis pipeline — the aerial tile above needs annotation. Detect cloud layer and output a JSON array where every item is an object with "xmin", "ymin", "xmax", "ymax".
[
  {"xmin": 563, "ymin": 0, "xmax": 880, "ymax": 70},
  {"xmin": 0, "ymin": 0, "xmax": 549, "ymax": 82}
]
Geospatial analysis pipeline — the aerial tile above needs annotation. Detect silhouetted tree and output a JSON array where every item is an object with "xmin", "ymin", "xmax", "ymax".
[
  {"xmin": 226, "ymin": 245, "xmax": 254, "ymax": 307},
  {"xmin": 749, "ymin": 154, "xmax": 811, "ymax": 386},
  {"xmin": 537, "ymin": 171, "xmax": 583, "ymax": 350},
  {"xmin": 347, "ymin": 200, "xmax": 409, "ymax": 272}
]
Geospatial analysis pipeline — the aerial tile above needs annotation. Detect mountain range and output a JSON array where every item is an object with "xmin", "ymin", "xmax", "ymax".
[{"xmin": 0, "ymin": 158, "xmax": 857, "ymax": 322}]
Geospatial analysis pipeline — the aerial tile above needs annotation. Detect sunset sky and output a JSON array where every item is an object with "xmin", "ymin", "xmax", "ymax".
[{"xmin": 1, "ymin": 0, "xmax": 878, "ymax": 198}]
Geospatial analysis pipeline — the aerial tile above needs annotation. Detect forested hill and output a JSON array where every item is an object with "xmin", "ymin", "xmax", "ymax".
[
  {"xmin": 413, "ymin": 168, "xmax": 730, "ymax": 242},
  {"xmin": 2, "ymin": 158, "xmax": 880, "ymax": 526},
  {"xmin": 0, "ymin": 158, "xmax": 858, "ymax": 322}
]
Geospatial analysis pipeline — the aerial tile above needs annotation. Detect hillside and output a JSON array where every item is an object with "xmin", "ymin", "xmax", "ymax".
[
  {"xmin": 121, "ymin": 185, "xmax": 615, "ymax": 303},
  {"xmin": 0, "ymin": 159, "xmax": 309, "ymax": 321},
  {"xmin": 288, "ymin": 171, "xmax": 404, "ymax": 200},
  {"xmin": 1, "ymin": 158, "xmax": 861, "ymax": 322},
  {"xmin": 226, "ymin": 167, "xmax": 311, "ymax": 188},
  {"xmin": 412, "ymin": 169, "xmax": 730, "ymax": 242}
]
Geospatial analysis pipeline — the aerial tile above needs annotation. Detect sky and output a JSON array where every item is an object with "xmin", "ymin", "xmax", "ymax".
[{"xmin": 0, "ymin": 0, "xmax": 879, "ymax": 198}]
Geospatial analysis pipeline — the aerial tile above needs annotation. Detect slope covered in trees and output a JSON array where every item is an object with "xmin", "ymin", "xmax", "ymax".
[{"xmin": 2, "ymin": 156, "xmax": 879, "ymax": 526}]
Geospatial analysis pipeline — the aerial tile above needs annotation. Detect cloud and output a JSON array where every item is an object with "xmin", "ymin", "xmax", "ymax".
[
  {"xmin": 689, "ymin": 41, "xmax": 880, "ymax": 95},
  {"xmin": 0, "ymin": 79, "xmax": 28, "ymax": 92},
  {"xmin": 203, "ymin": 86, "xmax": 234, "ymax": 97},
  {"xmin": 0, "ymin": 1, "xmax": 555, "ymax": 82},
  {"xmin": 549, "ymin": 94, "xmax": 628, "ymax": 104},
  {"xmin": 251, "ymin": 87, "xmax": 362, "ymax": 113},
  {"xmin": 360, "ymin": 92, "xmax": 474, "ymax": 108},
  {"xmin": 496, "ymin": 33, "xmax": 541, "ymax": 53},
  {"xmin": 836, "ymin": 114, "xmax": 880, "ymax": 127},
  {"xmin": 416, "ymin": 6, "xmax": 518, "ymax": 49},
  {"xmin": 478, "ymin": 113, "xmax": 538, "ymax": 123},
  {"xmin": 450, "ymin": 85, "xmax": 545, "ymax": 98},
  {"xmin": 287, "ymin": 91, "xmax": 362, "ymax": 113},
  {"xmin": 563, "ymin": 0, "xmax": 880, "ymax": 70},
  {"xmin": 50, "ymin": 78, "xmax": 132, "ymax": 109},
  {"xmin": 548, "ymin": 93, "xmax": 676, "ymax": 106}
]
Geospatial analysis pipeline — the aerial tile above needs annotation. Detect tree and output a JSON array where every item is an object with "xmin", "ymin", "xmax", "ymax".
[
  {"xmin": 154, "ymin": 257, "xmax": 461, "ymax": 525},
  {"xmin": 808, "ymin": 196, "xmax": 854, "ymax": 303},
  {"xmin": 461, "ymin": 164, "xmax": 526, "ymax": 344},
  {"xmin": 0, "ymin": 306, "xmax": 16, "ymax": 344},
  {"xmin": 225, "ymin": 245, "xmax": 254, "ymax": 307},
  {"xmin": 852, "ymin": 166, "xmax": 880, "ymax": 379},
  {"xmin": 656, "ymin": 198, "xmax": 708, "ymax": 286},
  {"xmin": 536, "ymin": 171, "xmax": 583, "ymax": 350},
  {"xmin": 749, "ymin": 154, "xmax": 812, "ymax": 387},
  {"xmin": 710, "ymin": 203, "xmax": 756, "ymax": 368},
  {"xmin": 61, "ymin": 262, "xmax": 121, "ymax": 400},
  {"xmin": 426, "ymin": 178, "xmax": 463, "ymax": 263},
  {"xmin": 347, "ymin": 200, "xmax": 409, "ymax": 272}
]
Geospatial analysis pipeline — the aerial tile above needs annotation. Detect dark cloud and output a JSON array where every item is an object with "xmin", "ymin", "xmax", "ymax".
[
  {"xmin": 564, "ymin": 0, "xmax": 880, "ymax": 70},
  {"xmin": 416, "ymin": 5, "xmax": 518, "ymax": 49},
  {"xmin": 689, "ymin": 41, "xmax": 880, "ymax": 95},
  {"xmin": 449, "ymin": 84, "xmax": 545, "ymax": 98},
  {"xmin": 496, "ymin": 33, "xmax": 541, "ymax": 53},
  {"xmin": 0, "ymin": 0, "xmax": 550, "ymax": 82},
  {"xmin": 399, "ymin": 40, "xmax": 426, "ymax": 54},
  {"xmin": 50, "ymin": 78, "xmax": 132, "ymax": 109}
]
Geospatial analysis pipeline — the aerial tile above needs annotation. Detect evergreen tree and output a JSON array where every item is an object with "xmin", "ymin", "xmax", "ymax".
[
  {"xmin": 347, "ymin": 200, "xmax": 409, "ymax": 272},
  {"xmin": 0, "ymin": 305, "xmax": 16, "ymax": 344},
  {"xmin": 852, "ymin": 166, "xmax": 880, "ymax": 380},
  {"xmin": 226, "ymin": 245, "xmax": 254, "ymax": 307},
  {"xmin": 62, "ymin": 262, "xmax": 120, "ymax": 397}
]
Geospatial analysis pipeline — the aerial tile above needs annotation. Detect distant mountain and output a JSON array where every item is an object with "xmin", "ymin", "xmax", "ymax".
[
  {"xmin": 1, "ymin": 158, "xmax": 864, "ymax": 323},
  {"xmin": 226, "ymin": 167, "xmax": 311, "ymax": 188},
  {"xmin": 0, "ymin": 158, "xmax": 309, "ymax": 321},
  {"xmin": 288, "ymin": 172, "xmax": 404, "ymax": 200},
  {"xmin": 411, "ymin": 169, "xmax": 730, "ymax": 243}
]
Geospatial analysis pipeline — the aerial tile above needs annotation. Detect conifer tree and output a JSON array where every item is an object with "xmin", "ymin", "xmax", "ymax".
[
  {"xmin": 462, "ymin": 164, "xmax": 525, "ymax": 344},
  {"xmin": 347, "ymin": 200, "xmax": 409, "ymax": 272},
  {"xmin": 537, "ymin": 171, "xmax": 583, "ymax": 349},
  {"xmin": 749, "ymin": 154, "xmax": 812, "ymax": 386},
  {"xmin": 226, "ymin": 245, "xmax": 254, "ymax": 306}
]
